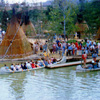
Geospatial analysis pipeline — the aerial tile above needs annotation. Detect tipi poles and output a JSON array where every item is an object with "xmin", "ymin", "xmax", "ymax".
[{"xmin": 2, "ymin": 17, "xmax": 22, "ymax": 59}]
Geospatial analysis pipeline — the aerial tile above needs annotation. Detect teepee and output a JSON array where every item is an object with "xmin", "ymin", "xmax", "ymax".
[
  {"xmin": 22, "ymin": 21, "xmax": 36, "ymax": 36},
  {"xmin": 0, "ymin": 16, "xmax": 33, "ymax": 59},
  {"xmin": 75, "ymin": 20, "xmax": 89, "ymax": 38},
  {"xmin": 96, "ymin": 27, "xmax": 100, "ymax": 39}
]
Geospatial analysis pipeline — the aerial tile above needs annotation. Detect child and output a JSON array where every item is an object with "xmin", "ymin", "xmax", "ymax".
[{"xmin": 4, "ymin": 64, "xmax": 9, "ymax": 70}]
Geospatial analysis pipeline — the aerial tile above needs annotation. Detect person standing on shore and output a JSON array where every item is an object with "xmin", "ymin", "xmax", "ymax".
[{"xmin": 82, "ymin": 51, "xmax": 87, "ymax": 68}]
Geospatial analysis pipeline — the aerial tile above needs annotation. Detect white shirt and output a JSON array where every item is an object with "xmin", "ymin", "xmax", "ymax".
[
  {"xmin": 15, "ymin": 65, "xmax": 18, "ymax": 69},
  {"xmin": 17, "ymin": 65, "xmax": 21, "ymax": 69},
  {"xmin": 98, "ymin": 43, "xmax": 100, "ymax": 49},
  {"xmin": 90, "ymin": 45, "xmax": 94, "ymax": 49},
  {"xmin": 93, "ymin": 41, "xmax": 96, "ymax": 45},
  {"xmin": 98, "ymin": 62, "xmax": 100, "ymax": 68},
  {"xmin": 26, "ymin": 63, "xmax": 31, "ymax": 69},
  {"xmin": 11, "ymin": 65, "xmax": 14, "ymax": 69}
]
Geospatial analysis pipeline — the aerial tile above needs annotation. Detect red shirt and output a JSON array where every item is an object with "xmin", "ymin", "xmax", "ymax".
[
  {"xmin": 82, "ymin": 54, "xmax": 87, "ymax": 60},
  {"xmin": 31, "ymin": 63, "xmax": 35, "ymax": 68},
  {"xmin": 75, "ymin": 42, "xmax": 78, "ymax": 49},
  {"xmin": 58, "ymin": 42, "xmax": 61, "ymax": 47},
  {"xmin": 78, "ymin": 45, "xmax": 82, "ymax": 50}
]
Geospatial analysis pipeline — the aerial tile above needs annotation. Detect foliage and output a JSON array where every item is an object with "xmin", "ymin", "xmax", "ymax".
[
  {"xmin": 29, "ymin": 9, "xmax": 41, "ymax": 22},
  {"xmin": 1, "ymin": 10, "xmax": 9, "ymax": 31},
  {"xmin": 44, "ymin": 5, "xmax": 53, "ymax": 20},
  {"xmin": 67, "ymin": 39, "xmax": 76, "ymax": 43},
  {"xmin": 67, "ymin": 39, "xmax": 86, "ymax": 46},
  {"xmin": 48, "ymin": 0, "xmax": 78, "ymax": 39},
  {"xmin": 0, "ymin": 0, "xmax": 99, "ymax": 39},
  {"xmin": 83, "ymin": 1, "xmax": 100, "ymax": 36}
]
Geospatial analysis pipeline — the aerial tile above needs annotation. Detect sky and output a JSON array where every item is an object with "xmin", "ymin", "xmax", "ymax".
[{"xmin": 5, "ymin": 0, "xmax": 48, "ymax": 4}]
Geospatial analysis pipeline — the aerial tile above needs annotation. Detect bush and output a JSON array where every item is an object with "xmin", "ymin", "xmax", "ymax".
[
  {"xmin": 67, "ymin": 40, "xmax": 76, "ymax": 43},
  {"xmin": 66, "ymin": 39, "xmax": 86, "ymax": 46}
]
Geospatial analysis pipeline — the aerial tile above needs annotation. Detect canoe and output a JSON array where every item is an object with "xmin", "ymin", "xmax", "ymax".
[
  {"xmin": 47, "ymin": 56, "xmax": 66, "ymax": 68},
  {"xmin": 0, "ymin": 66, "xmax": 45, "ymax": 74},
  {"xmin": 76, "ymin": 65, "xmax": 100, "ymax": 72},
  {"xmin": 57, "ymin": 56, "xmax": 66, "ymax": 64}
]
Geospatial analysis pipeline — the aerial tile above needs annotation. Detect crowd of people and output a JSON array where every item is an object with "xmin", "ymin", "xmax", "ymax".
[
  {"xmin": 82, "ymin": 48, "xmax": 99, "ymax": 69},
  {"xmin": 33, "ymin": 38, "xmax": 100, "ymax": 57},
  {"xmin": 4, "ymin": 56, "xmax": 60, "ymax": 71},
  {"xmin": 82, "ymin": 54, "xmax": 100, "ymax": 69},
  {"xmin": 4, "ymin": 37, "xmax": 100, "ymax": 70},
  {"xmin": 53, "ymin": 39, "xmax": 100, "ymax": 56},
  {"xmin": 4, "ymin": 60, "xmax": 45, "ymax": 71},
  {"xmin": 33, "ymin": 41, "xmax": 48, "ymax": 54}
]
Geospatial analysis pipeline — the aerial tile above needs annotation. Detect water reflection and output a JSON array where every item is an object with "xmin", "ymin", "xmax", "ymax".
[
  {"xmin": 0, "ymin": 71, "xmax": 35, "ymax": 100},
  {"xmin": 1, "ymin": 66, "xmax": 100, "ymax": 100},
  {"xmin": 0, "ymin": 74, "xmax": 15, "ymax": 100},
  {"xmin": 9, "ymin": 73, "xmax": 27, "ymax": 100}
]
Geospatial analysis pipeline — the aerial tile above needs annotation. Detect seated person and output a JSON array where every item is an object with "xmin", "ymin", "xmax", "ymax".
[
  {"xmin": 21, "ymin": 63, "xmax": 24, "ymax": 69},
  {"xmin": 38, "ymin": 60, "xmax": 45, "ymax": 67},
  {"xmin": 4, "ymin": 64, "xmax": 9, "ymax": 70},
  {"xmin": 44, "ymin": 59, "xmax": 48, "ymax": 66},
  {"xmin": 91, "ymin": 51, "xmax": 98, "ymax": 69},
  {"xmin": 91, "ymin": 60, "xmax": 98, "ymax": 69},
  {"xmin": 26, "ymin": 62, "xmax": 32, "ymax": 69},
  {"xmin": 52, "ymin": 57, "xmax": 57, "ymax": 64},
  {"xmin": 35, "ymin": 61, "xmax": 40, "ymax": 67},
  {"xmin": 23, "ymin": 63, "xmax": 27, "ymax": 69},
  {"xmin": 85, "ymin": 63, "xmax": 93, "ymax": 69},
  {"xmin": 15, "ymin": 64, "xmax": 19, "ymax": 70},
  {"xmin": 30, "ymin": 60, "xmax": 33, "ymax": 64},
  {"xmin": 17, "ymin": 64, "xmax": 21, "ymax": 70},
  {"xmin": 51, "ymin": 57, "xmax": 54, "ymax": 63},
  {"xmin": 48, "ymin": 58, "xmax": 52, "ymax": 64},
  {"xmin": 10, "ymin": 64, "xmax": 15, "ymax": 71},
  {"xmin": 31, "ymin": 62, "xmax": 35, "ymax": 68},
  {"xmin": 92, "ymin": 51, "xmax": 98, "ymax": 62},
  {"xmin": 98, "ymin": 60, "xmax": 100, "ymax": 68}
]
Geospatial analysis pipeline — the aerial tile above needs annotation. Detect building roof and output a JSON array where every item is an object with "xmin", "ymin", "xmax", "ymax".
[{"xmin": 75, "ymin": 20, "xmax": 89, "ymax": 32}]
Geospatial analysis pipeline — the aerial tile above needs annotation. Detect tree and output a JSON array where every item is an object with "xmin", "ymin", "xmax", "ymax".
[
  {"xmin": 48, "ymin": 0, "xmax": 78, "ymax": 40},
  {"xmin": 83, "ymin": 0, "xmax": 100, "ymax": 38},
  {"xmin": 1, "ymin": 10, "xmax": 9, "ymax": 31},
  {"xmin": 45, "ymin": 5, "xmax": 53, "ymax": 20}
]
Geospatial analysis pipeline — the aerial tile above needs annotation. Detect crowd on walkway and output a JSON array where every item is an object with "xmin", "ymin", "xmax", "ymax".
[
  {"xmin": 33, "ymin": 40, "xmax": 48, "ymax": 54},
  {"xmin": 33, "ymin": 38, "xmax": 100, "ymax": 57}
]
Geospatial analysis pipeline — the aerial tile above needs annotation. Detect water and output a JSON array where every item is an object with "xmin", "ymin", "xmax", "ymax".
[{"xmin": 0, "ymin": 64, "xmax": 100, "ymax": 100}]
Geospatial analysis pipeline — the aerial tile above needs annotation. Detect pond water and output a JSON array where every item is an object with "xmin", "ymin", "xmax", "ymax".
[{"xmin": 0, "ymin": 64, "xmax": 100, "ymax": 100}]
